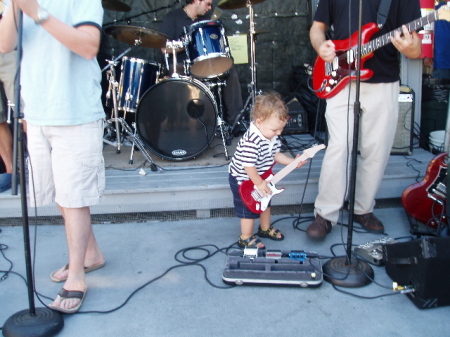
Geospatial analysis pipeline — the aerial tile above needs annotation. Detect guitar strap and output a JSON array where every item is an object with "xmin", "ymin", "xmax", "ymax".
[{"xmin": 377, "ymin": 0, "xmax": 392, "ymax": 27}]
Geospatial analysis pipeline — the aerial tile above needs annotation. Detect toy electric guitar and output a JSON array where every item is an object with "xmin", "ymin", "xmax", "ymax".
[
  {"xmin": 239, "ymin": 144, "xmax": 326, "ymax": 214},
  {"xmin": 401, "ymin": 152, "xmax": 448, "ymax": 229},
  {"xmin": 312, "ymin": 5, "xmax": 450, "ymax": 99}
]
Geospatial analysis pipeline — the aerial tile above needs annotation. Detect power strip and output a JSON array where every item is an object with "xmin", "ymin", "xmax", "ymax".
[{"xmin": 354, "ymin": 238, "xmax": 396, "ymax": 266}]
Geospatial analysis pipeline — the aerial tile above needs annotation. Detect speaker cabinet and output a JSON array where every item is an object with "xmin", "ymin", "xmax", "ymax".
[
  {"xmin": 383, "ymin": 237, "xmax": 450, "ymax": 309},
  {"xmin": 358, "ymin": 90, "xmax": 414, "ymax": 155},
  {"xmin": 392, "ymin": 91, "xmax": 414, "ymax": 155},
  {"xmin": 282, "ymin": 97, "xmax": 309, "ymax": 135}
]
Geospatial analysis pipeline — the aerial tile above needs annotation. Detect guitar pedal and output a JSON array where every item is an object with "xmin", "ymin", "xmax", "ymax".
[{"xmin": 354, "ymin": 238, "xmax": 396, "ymax": 266}]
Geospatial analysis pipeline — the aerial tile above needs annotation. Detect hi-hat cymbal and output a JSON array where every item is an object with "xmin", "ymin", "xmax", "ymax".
[
  {"xmin": 218, "ymin": 0, "xmax": 265, "ymax": 10},
  {"xmin": 102, "ymin": 0, "xmax": 131, "ymax": 12},
  {"xmin": 104, "ymin": 25, "xmax": 170, "ymax": 49}
]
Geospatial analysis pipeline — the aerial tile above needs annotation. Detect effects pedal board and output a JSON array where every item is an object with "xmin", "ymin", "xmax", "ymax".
[
  {"xmin": 222, "ymin": 248, "xmax": 323, "ymax": 287},
  {"xmin": 353, "ymin": 237, "xmax": 396, "ymax": 266}
]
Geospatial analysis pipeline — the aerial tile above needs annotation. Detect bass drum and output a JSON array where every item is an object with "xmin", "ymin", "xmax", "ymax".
[{"xmin": 136, "ymin": 77, "xmax": 217, "ymax": 161}]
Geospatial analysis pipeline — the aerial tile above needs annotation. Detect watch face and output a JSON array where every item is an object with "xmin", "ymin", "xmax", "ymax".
[{"xmin": 37, "ymin": 8, "xmax": 49, "ymax": 23}]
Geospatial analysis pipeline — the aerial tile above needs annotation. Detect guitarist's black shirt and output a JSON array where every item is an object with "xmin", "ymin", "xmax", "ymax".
[{"xmin": 314, "ymin": 0, "xmax": 421, "ymax": 83}]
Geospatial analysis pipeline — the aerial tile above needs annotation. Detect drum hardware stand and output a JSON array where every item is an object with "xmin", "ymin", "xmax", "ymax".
[
  {"xmin": 102, "ymin": 44, "xmax": 158, "ymax": 172},
  {"xmin": 104, "ymin": 62, "xmax": 123, "ymax": 153},
  {"xmin": 104, "ymin": 117, "xmax": 158, "ymax": 171},
  {"xmin": 230, "ymin": 0, "xmax": 259, "ymax": 133},
  {"xmin": 247, "ymin": 0, "xmax": 258, "ymax": 111},
  {"xmin": 165, "ymin": 39, "xmax": 184, "ymax": 78},
  {"xmin": 208, "ymin": 79, "xmax": 232, "ymax": 161},
  {"xmin": 231, "ymin": 93, "xmax": 252, "ymax": 134},
  {"xmin": 102, "ymin": 43, "xmax": 138, "ymax": 153}
]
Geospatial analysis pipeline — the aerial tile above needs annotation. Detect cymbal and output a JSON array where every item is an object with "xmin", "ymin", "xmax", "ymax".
[
  {"xmin": 218, "ymin": 0, "xmax": 265, "ymax": 10},
  {"xmin": 102, "ymin": 0, "xmax": 131, "ymax": 12},
  {"xmin": 104, "ymin": 25, "xmax": 170, "ymax": 49}
]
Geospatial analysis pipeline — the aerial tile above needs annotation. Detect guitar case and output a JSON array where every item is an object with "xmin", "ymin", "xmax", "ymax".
[{"xmin": 222, "ymin": 249, "xmax": 323, "ymax": 287}]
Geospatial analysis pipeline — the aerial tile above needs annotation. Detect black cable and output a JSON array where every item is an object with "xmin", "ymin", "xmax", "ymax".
[
  {"xmin": 332, "ymin": 284, "xmax": 404, "ymax": 299},
  {"xmin": 0, "ymin": 242, "xmax": 13, "ymax": 282}
]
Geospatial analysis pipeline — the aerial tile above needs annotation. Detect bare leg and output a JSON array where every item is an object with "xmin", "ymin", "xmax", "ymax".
[
  {"xmin": 240, "ymin": 218, "xmax": 264, "ymax": 248},
  {"xmin": 50, "ymin": 205, "xmax": 103, "ymax": 311},
  {"xmin": 240, "ymin": 218, "xmax": 255, "ymax": 239},
  {"xmin": 0, "ymin": 122, "xmax": 13, "ymax": 173},
  {"xmin": 51, "ymin": 205, "xmax": 105, "ymax": 282},
  {"xmin": 259, "ymin": 207, "xmax": 282, "ymax": 239}
]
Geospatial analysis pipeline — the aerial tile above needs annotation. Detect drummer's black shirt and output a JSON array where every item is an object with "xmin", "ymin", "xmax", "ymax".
[{"xmin": 160, "ymin": 7, "xmax": 209, "ymax": 62}]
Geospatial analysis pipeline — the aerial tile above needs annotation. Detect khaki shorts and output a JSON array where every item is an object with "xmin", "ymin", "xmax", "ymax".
[{"xmin": 27, "ymin": 120, "xmax": 105, "ymax": 208}]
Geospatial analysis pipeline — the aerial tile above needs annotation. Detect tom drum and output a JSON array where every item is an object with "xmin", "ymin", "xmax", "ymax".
[{"xmin": 118, "ymin": 57, "xmax": 161, "ymax": 113}]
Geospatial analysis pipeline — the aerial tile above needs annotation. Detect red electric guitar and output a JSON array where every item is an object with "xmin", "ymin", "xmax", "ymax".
[
  {"xmin": 239, "ymin": 144, "xmax": 326, "ymax": 214},
  {"xmin": 401, "ymin": 152, "xmax": 448, "ymax": 229},
  {"xmin": 312, "ymin": 5, "xmax": 450, "ymax": 99}
]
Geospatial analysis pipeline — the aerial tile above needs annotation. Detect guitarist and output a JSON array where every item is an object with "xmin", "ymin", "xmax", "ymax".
[
  {"xmin": 307, "ymin": 0, "xmax": 422, "ymax": 240},
  {"xmin": 229, "ymin": 92, "xmax": 307, "ymax": 249}
]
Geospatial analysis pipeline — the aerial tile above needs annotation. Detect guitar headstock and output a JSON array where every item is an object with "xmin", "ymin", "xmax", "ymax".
[
  {"xmin": 303, "ymin": 143, "xmax": 326, "ymax": 159},
  {"xmin": 437, "ymin": 3, "xmax": 450, "ymax": 22}
]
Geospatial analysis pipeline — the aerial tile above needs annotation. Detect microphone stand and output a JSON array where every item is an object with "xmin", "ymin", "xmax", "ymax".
[
  {"xmin": 322, "ymin": 0, "xmax": 374, "ymax": 287},
  {"xmin": 3, "ymin": 10, "xmax": 64, "ymax": 337}
]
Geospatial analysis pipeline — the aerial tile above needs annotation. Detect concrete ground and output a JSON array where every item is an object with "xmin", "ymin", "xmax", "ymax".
[{"xmin": 1, "ymin": 206, "xmax": 449, "ymax": 337}]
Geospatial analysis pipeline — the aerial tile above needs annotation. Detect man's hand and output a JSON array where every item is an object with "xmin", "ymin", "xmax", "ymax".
[
  {"xmin": 391, "ymin": 25, "xmax": 422, "ymax": 59},
  {"xmin": 318, "ymin": 40, "xmax": 336, "ymax": 63}
]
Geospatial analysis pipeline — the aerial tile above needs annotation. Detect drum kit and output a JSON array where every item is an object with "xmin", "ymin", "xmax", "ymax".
[{"xmin": 101, "ymin": 0, "xmax": 266, "ymax": 167}]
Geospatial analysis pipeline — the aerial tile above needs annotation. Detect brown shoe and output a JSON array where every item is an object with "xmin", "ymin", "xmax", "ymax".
[
  {"xmin": 307, "ymin": 215, "xmax": 332, "ymax": 240},
  {"xmin": 353, "ymin": 213, "xmax": 384, "ymax": 233}
]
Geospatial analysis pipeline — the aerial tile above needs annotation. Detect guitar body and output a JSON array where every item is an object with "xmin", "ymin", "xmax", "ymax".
[
  {"xmin": 239, "ymin": 164, "xmax": 284, "ymax": 214},
  {"xmin": 312, "ymin": 23, "xmax": 379, "ymax": 99},
  {"xmin": 401, "ymin": 153, "xmax": 448, "ymax": 229}
]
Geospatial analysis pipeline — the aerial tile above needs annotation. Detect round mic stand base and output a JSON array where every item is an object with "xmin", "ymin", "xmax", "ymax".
[
  {"xmin": 3, "ymin": 308, "xmax": 64, "ymax": 337},
  {"xmin": 322, "ymin": 255, "xmax": 374, "ymax": 288}
]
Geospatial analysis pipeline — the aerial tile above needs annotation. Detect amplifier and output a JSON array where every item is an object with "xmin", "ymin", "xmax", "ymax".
[
  {"xmin": 282, "ymin": 97, "xmax": 309, "ymax": 135},
  {"xmin": 383, "ymin": 237, "xmax": 450, "ymax": 309},
  {"xmin": 392, "ymin": 91, "xmax": 414, "ymax": 155},
  {"xmin": 358, "ymin": 89, "xmax": 414, "ymax": 155}
]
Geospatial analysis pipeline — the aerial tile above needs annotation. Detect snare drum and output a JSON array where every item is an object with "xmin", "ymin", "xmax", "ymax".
[
  {"xmin": 118, "ymin": 57, "xmax": 161, "ymax": 113},
  {"xmin": 183, "ymin": 20, "xmax": 233, "ymax": 78},
  {"xmin": 136, "ymin": 77, "xmax": 217, "ymax": 161}
]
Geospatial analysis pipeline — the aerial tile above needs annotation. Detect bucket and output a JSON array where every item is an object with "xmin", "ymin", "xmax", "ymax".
[{"xmin": 429, "ymin": 130, "xmax": 446, "ymax": 152}]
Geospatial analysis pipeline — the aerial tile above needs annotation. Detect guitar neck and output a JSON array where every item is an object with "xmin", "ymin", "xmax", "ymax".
[
  {"xmin": 356, "ymin": 11, "xmax": 438, "ymax": 58},
  {"xmin": 270, "ymin": 152, "xmax": 310, "ymax": 185}
]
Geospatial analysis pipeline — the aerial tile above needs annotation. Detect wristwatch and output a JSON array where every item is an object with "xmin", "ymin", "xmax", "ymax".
[{"xmin": 35, "ymin": 7, "xmax": 49, "ymax": 25}]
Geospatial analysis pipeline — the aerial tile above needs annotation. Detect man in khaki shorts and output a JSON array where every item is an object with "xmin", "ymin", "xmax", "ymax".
[{"xmin": 0, "ymin": 0, "xmax": 106, "ymax": 313}]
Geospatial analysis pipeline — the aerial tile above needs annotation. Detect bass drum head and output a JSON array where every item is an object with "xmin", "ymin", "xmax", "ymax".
[{"xmin": 136, "ymin": 77, "xmax": 217, "ymax": 161}]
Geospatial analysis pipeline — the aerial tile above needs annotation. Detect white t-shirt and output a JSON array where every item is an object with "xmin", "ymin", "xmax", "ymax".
[{"xmin": 229, "ymin": 122, "xmax": 282, "ymax": 183}]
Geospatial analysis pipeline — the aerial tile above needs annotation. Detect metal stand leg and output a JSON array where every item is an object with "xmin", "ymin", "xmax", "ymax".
[
  {"xmin": 128, "ymin": 123, "xmax": 137, "ymax": 165},
  {"xmin": 214, "ymin": 81, "xmax": 231, "ymax": 160},
  {"xmin": 231, "ymin": 93, "xmax": 251, "ymax": 133},
  {"xmin": 109, "ymin": 65, "xmax": 122, "ymax": 153},
  {"xmin": 114, "ymin": 118, "xmax": 159, "ymax": 172},
  {"xmin": 104, "ymin": 117, "xmax": 158, "ymax": 171},
  {"xmin": 229, "ymin": 0, "xmax": 260, "ymax": 135}
]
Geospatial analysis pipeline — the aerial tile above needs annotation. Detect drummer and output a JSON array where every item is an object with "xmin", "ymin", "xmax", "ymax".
[{"xmin": 160, "ymin": 0, "xmax": 243, "ymax": 128}]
